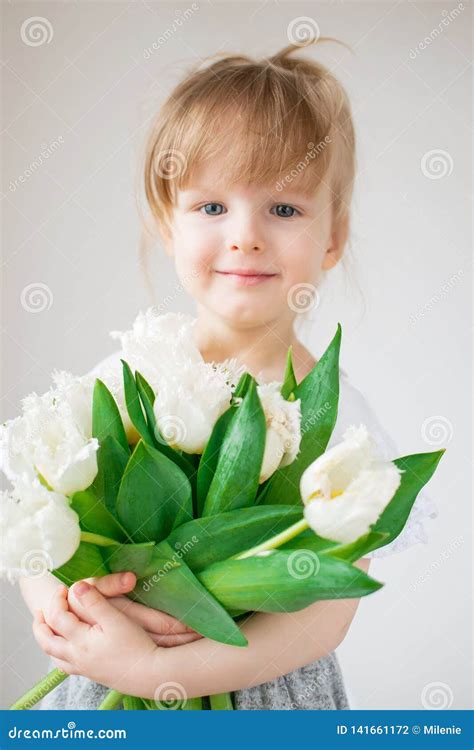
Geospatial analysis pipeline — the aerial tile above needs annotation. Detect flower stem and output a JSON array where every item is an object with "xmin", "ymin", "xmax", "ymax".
[
  {"xmin": 209, "ymin": 692, "xmax": 234, "ymax": 710},
  {"xmin": 10, "ymin": 668, "xmax": 69, "ymax": 710},
  {"xmin": 80, "ymin": 532, "xmax": 121, "ymax": 547},
  {"xmin": 98, "ymin": 690, "xmax": 124, "ymax": 710},
  {"xmin": 235, "ymin": 517, "xmax": 309, "ymax": 560},
  {"xmin": 182, "ymin": 697, "xmax": 203, "ymax": 710}
]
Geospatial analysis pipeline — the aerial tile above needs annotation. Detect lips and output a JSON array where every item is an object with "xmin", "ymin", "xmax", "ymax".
[
  {"xmin": 214, "ymin": 270, "xmax": 277, "ymax": 287},
  {"xmin": 215, "ymin": 270, "xmax": 277, "ymax": 277}
]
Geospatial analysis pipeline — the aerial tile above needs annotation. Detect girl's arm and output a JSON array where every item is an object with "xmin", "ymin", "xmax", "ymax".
[
  {"xmin": 34, "ymin": 558, "xmax": 371, "ymax": 698},
  {"xmin": 142, "ymin": 557, "xmax": 371, "ymax": 699}
]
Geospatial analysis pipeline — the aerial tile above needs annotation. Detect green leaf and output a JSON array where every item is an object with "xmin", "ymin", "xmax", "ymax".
[
  {"xmin": 325, "ymin": 532, "xmax": 390, "ymax": 562},
  {"xmin": 70, "ymin": 490, "xmax": 130, "ymax": 542},
  {"xmin": 370, "ymin": 450, "xmax": 445, "ymax": 548},
  {"xmin": 166, "ymin": 505, "xmax": 304, "ymax": 572},
  {"xmin": 279, "ymin": 527, "xmax": 339, "ymax": 554},
  {"xmin": 196, "ymin": 404, "xmax": 237, "ymax": 516},
  {"xmin": 202, "ymin": 379, "xmax": 266, "ymax": 516},
  {"xmin": 135, "ymin": 371, "xmax": 157, "ymax": 435},
  {"xmin": 104, "ymin": 541, "xmax": 156, "ymax": 577},
  {"xmin": 90, "ymin": 435, "xmax": 130, "ymax": 518},
  {"xmin": 280, "ymin": 346, "xmax": 297, "ymax": 400},
  {"xmin": 52, "ymin": 542, "xmax": 109, "ymax": 585},
  {"xmin": 92, "ymin": 379, "xmax": 129, "ymax": 454},
  {"xmin": 259, "ymin": 325, "xmax": 341, "ymax": 506},
  {"xmin": 122, "ymin": 359, "xmax": 155, "ymax": 445},
  {"xmin": 197, "ymin": 549, "xmax": 383, "ymax": 612},
  {"xmin": 116, "ymin": 440, "xmax": 193, "ymax": 543},
  {"xmin": 233, "ymin": 372, "xmax": 252, "ymax": 399},
  {"xmin": 131, "ymin": 541, "xmax": 247, "ymax": 647},
  {"xmin": 195, "ymin": 370, "xmax": 253, "ymax": 515}
]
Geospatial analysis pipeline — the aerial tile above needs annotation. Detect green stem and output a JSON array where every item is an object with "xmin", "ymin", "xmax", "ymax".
[
  {"xmin": 10, "ymin": 668, "xmax": 69, "ymax": 710},
  {"xmin": 209, "ymin": 692, "xmax": 234, "ymax": 710},
  {"xmin": 80, "ymin": 531, "xmax": 121, "ymax": 547},
  {"xmin": 98, "ymin": 689, "xmax": 124, "ymax": 710},
  {"xmin": 182, "ymin": 697, "xmax": 203, "ymax": 710},
  {"xmin": 234, "ymin": 518, "xmax": 309, "ymax": 560}
]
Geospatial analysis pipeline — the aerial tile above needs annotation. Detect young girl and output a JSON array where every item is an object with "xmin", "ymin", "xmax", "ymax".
[{"xmin": 20, "ymin": 37, "xmax": 437, "ymax": 710}]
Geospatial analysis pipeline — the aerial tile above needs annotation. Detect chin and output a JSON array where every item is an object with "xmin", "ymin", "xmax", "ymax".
[{"xmin": 213, "ymin": 300, "xmax": 277, "ymax": 328}]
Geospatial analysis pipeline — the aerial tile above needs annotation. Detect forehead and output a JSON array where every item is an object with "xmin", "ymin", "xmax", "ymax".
[{"xmin": 179, "ymin": 159, "xmax": 331, "ymax": 204}]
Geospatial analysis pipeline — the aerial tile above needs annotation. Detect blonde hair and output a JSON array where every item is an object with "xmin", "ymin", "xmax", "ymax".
[{"xmin": 138, "ymin": 36, "xmax": 357, "ymax": 290}]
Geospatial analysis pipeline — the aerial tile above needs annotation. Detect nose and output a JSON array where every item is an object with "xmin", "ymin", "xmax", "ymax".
[
  {"xmin": 229, "ymin": 241, "xmax": 263, "ymax": 252},
  {"xmin": 227, "ymin": 216, "xmax": 265, "ymax": 253}
]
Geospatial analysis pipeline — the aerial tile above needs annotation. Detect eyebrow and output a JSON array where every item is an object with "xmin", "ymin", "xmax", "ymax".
[{"xmin": 180, "ymin": 184, "xmax": 317, "ymax": 204}]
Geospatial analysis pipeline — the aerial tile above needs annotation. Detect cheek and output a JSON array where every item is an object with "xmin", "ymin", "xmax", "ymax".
[
  {"xmin": 279, "ymin": 241, "xmax": 325, "ymax": 290},
  {"xmin": 173, "ymin": 239, "xmax": 217, "ymax": 298}
]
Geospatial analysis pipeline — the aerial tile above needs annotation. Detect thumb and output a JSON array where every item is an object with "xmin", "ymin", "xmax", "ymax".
[
  {"xmin": 86, "ymin": 571, "xmax": 136, "ymax": 598},
  {"xmin": 72, "ymin": 581, "xmax": 124, "ymax": 630}
]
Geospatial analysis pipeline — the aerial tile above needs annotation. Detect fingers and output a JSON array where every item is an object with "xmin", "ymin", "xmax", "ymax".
[
  {"xmin": 46, "ymin": 585, "xmax": 86, "ymax": 639},
  {"xmin": 87, "ymin": 572, "xmax": 136, "ymax": 598},
  {"xmin": 149, "ymin": 631, "xmax": 204, "ymax": 647},
  {"xmin": 69, "ymin": 580, "xmax": 123, "ymax": 631},
  {"xmin": 107, "ymin": 597, "xmax": 198, "ymax": 636},
  {"xmin": 32, "ymin": 608, "xmax": 72, "ymax": 663}
]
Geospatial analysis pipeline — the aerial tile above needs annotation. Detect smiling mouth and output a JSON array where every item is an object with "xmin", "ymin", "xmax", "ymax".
[{"xmin": 214, "ymin": 270, "xmax": 278, "ymax": 286}]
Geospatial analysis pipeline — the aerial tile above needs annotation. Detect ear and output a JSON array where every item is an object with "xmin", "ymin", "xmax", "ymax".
[{"xmin": 321, "ymin": 215, "xmax": 349, "ymax": 271}]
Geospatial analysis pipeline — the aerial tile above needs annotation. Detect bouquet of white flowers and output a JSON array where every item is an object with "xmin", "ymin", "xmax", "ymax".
[{"xmin": 2, "ymin": 310, "xmax": 444, "ymax": 710}]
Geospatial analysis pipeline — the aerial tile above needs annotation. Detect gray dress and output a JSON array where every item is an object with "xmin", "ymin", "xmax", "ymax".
[{"xmin": 39, "ymin": 652, "xmax": 349, "ymax": 710}]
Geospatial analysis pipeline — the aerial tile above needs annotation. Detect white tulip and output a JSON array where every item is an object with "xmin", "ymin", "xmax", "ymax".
[
  {"xmin": 0, "ymin": 371, "xmax": 99, "ymax": 495},
  {"xmin": 110, "ymin": 309, "xmax": 202, "ymax": 385},
  {"xmin": 301, "ymin": 424, "xmax": 402, "ymax": 544},
  {"xmin": 257, "ymin": 382, "xmax": 302, "ymax": 483},
  {"xmin": 0, "ymin": 478, "xmax": 81, "ymax": 583},
  {"xmin": 153, "ymin": 359, "xmax": 244, "ymax": 454}
]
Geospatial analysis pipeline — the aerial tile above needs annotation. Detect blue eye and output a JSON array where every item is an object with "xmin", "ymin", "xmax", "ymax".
[
  {"xmin": 272, "ymin": 204, "xmax": 300, "ymax": 218},
  {"xmin": 199, "ymin": 203, "xmax": 225, "ymax": 216}
]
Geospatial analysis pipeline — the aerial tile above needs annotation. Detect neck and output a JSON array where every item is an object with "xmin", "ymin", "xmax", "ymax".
[{"xmin": 193, "ymin": 305, "xmax": 300, "ymax": 383}]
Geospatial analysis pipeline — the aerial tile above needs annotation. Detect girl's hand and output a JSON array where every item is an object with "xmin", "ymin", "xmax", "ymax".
[
  {"xmin": 80, "ymin": 572, "xmax": 203, "ymax": 647},
  {"xmin": 34, "ymin": 572, "xmax": 202, "ymax": 649},
  {"xmin": 33, "ymin": 581, "xmax": 159, "ymax": 696}
]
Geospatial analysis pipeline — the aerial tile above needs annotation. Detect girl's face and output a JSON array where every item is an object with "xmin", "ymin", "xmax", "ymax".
[{"xmin": 162, "ymin": 160, "xmax": 345, "ymax": 329}]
